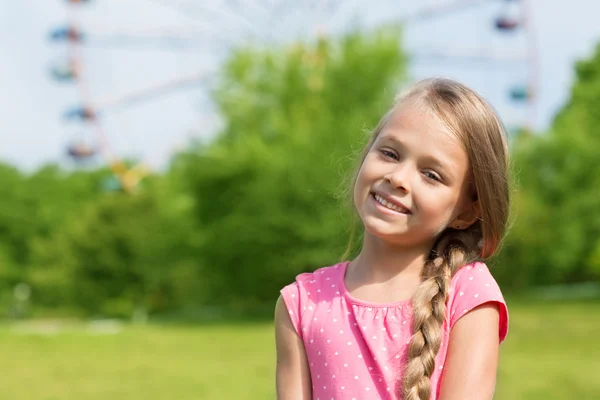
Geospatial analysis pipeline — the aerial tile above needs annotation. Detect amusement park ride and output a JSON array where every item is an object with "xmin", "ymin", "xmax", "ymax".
[{"xmin": 48, "ymin": 0, "xmax": 537, "ymax": 192}]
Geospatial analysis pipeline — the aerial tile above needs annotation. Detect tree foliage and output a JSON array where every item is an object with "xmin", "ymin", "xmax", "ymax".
[{"xmin": 176, "ymin": 29, "xmax": 407, "ymax": 309}]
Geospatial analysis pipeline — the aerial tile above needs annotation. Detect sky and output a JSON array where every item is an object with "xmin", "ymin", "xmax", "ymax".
[{"xmin": 0, "ymin": 0, "xmax": 599, "ymax": 172}]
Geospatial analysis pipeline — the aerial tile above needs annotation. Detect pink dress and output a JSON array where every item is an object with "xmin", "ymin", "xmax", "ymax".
[{"xmin": 280, "ymin": 261, "xmax": 508, "ymax": 400}]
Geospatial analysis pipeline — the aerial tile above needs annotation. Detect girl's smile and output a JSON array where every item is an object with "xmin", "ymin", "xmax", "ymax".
[{"xmin": 370, "ymin": 192, "xmax": 411, "ymax": 215}]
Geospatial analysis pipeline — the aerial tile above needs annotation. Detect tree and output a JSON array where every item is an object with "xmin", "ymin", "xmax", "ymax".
[{"xmin": 176, "ymin": 28, "xmax": 408, "ymax": 309}]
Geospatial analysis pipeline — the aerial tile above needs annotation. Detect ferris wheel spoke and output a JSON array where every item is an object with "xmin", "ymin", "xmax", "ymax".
[
  {"xmin": 147, "ymin": 0, "xmax": 269, "ymax": 42},
  {"xmin": 398, "ymin": 0, "xmax": 488, "ymax": 25},
  {"xmin": 81, "ymin": 70, "xmax": 215, "ymax": 115},
  {"xmin": 410, "ymin": 46, "xmax": 528, "ymax": 62},
  {"xmin": 327, "ymin": 0, "xmax": 367, "ymax": 33}
]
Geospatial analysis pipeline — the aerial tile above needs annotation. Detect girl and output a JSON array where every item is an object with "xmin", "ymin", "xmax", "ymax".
[{"xmin": 275, "ymin": 77, "xmax": 510, "ymax": 400}]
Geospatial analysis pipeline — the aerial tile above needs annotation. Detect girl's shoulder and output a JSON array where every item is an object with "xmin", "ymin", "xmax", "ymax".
[
  {"xmin": 280, "ymin": 262, "xmax": 346, "ymax": 300},
  {"xmin": 447, "ymin": 261, "xmax": 509, "ymax": 342},
  {"xmin": 278, "ymin": 262, "xmax": 347, "ymax": 338}
]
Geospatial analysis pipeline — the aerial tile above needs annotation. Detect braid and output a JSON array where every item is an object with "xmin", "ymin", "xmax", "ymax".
[{"xmin": 401, "ymin": 229, "xmax": 481, "ymax": 400}]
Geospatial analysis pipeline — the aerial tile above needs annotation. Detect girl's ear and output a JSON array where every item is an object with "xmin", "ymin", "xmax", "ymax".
[{"xmin": 451, "ymin": 200, "xmax": 480, "ymax": 230}]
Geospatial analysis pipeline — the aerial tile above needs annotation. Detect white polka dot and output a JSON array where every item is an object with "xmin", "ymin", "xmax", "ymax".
[
  {"xmin": 308, "ymin": 306, "xmax": 313, "ymax": 310},
  {"xmin": 340, "ymin": 330, "xmax": 344, "ymax": 334},
  {"xmin": 358, "ymin": 354, "xmax": 363, "ymax": 358},
  {"xmin": 474, "ymin": 294, "xmax": 479, "ymax": 298},
  {"xmin": 373, "ymin": 336, "xmax": 377, "ymax": 339},
  {"xmin": 344, "ymin": 364, "xmax": 348, "ymax": 367},
  {"xmin": 320, "ymin": 328, "xmax": 324, "ymax": 332},
  {"xmin": 459, "ymin": 292, "xmax": 464, "ymax": 296},
  {"xmin": 365, "ymin": 387, "xmax": 370, "ymax": 391},
  {"xmin": 486, "ymin": 283, "xmax": 490, "ymax": 287},
  {"xmin": 334, "ymin": 352, "xmax": 339, "ymax": 355},
  {"xmin": 291, "ymin": 293, "xmax": 296, "ymax": 298},
  {"xmin": 347, "ymin": 341, "xmax": 352, "ymax": 346},
  {"xmin": 393, "ymin": 334, "xmax": 398, "ymax": 338},
  {"xmin": 354, "ymin": 376, "xmax": 359, "ymax": 380},
  {"xmin": 469, "ymin": 277, "xmax": 474, "ymax": 280}
]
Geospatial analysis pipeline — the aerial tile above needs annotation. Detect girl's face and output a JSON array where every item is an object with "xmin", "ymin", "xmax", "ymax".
[{"xmin": 353, "ymin": 102, "xmax": 477, "ymax": 248}]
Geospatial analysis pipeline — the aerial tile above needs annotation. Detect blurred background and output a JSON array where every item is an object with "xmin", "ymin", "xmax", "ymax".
[{"xmin": 0, "ymin": 0, "xmax": 599, "ymax": 399}]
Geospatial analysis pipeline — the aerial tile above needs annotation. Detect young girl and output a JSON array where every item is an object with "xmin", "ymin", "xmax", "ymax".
[{"xmin": 275, "ymin": 78, "xmax": 510, "ymax": 400}]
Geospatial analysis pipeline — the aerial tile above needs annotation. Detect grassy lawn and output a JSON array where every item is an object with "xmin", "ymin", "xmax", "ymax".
[{"xmin": 0, "ymin": 299, "xmax": 598, "ymax": 399}]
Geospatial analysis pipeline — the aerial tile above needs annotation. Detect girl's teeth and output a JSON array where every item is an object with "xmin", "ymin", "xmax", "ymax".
[{"xmin": 375, "ymin": 194, "xmax": 402, "ymax": 212}]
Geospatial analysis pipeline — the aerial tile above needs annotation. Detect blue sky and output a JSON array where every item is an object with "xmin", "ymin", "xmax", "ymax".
[{"xmin": 1, "ymin": 0, "xmax": 598, "ymax": 172}]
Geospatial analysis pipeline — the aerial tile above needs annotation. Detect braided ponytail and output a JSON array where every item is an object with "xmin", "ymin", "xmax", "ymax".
[{"xmin": 401, "ymin": 229, "xmax": 481, "ymax": 400}]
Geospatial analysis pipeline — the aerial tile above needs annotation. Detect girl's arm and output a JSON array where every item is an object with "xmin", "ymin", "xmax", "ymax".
[
  {"xmin": 438, "ymin": 303, "xmax": 501, "ymax": 400},
  {"xmin": 275, "ymin": 295, "xmax": 312, "ymax": 400}
]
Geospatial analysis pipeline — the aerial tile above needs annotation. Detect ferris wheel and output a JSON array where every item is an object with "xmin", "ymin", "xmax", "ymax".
[{"xmin": 48, "ymin": 0, "xmax": 538, "ymax": 192}]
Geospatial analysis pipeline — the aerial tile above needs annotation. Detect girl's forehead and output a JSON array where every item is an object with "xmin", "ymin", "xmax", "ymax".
[{"xmin": 380, "ymin": 103, "xmax": 463, "ymax": 150}]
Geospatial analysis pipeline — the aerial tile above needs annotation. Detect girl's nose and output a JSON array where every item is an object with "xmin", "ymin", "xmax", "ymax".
[{"xmin": 384, "ymin": 164, "xmax": 411, "ymax": 193}]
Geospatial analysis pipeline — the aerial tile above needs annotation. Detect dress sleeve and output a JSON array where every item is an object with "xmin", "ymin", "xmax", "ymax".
[
  {"xmin": 280, "ymin": 273, "xmax": 312, "ymax": 339},
  {"xmin": 447, "ymin": 262, "xmax": 509, "ymax": 343}
]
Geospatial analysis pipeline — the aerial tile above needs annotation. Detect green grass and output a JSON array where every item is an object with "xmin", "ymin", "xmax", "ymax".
[{"xmin": 0, "ymin": 299, "xmax": 598, "ymax": 399}]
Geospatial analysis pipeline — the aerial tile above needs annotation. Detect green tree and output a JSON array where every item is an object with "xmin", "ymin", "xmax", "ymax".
[
  {"xmin": 498, "ymin": 43, "xmax": 600, "ymax": 288},
  {"xmin": 177, "ymin": 28, "xmax": 408, "ymax": 309}
]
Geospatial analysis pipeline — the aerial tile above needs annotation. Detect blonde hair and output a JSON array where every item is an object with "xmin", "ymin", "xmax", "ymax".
[{"xmin": 346, "ymin": 77, "xmax": 510, "ymax": 399}]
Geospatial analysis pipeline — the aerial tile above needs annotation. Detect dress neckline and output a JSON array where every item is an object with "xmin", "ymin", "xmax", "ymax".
[{"xmin": 338, "ymin": 261, "xmax": 413, "ymax": 309}]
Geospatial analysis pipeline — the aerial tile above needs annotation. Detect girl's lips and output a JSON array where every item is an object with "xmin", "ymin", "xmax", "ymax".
[
  {"xmin": 371, "ymin": 192, "xmax": 411, "ymax": 214},
  {"xmin": 370, "ymin": 193, "xmax": 411, "ymax": 215}
]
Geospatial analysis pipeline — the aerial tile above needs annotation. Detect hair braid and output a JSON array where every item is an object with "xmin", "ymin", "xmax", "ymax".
[{"xmin": 401, "ymin": 230, "xmax": 481, "ymax": 400}]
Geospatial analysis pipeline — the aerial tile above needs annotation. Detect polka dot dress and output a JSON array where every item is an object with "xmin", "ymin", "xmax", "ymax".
[{"xmin": 280, "ymin": 261, "xmax": 508, "ymax": 400}]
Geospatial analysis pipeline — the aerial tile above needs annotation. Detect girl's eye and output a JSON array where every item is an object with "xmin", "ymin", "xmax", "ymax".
[
  {"xmin": 380, "ymin": 149, "xmax": 398, "ymax": 160},
  {"xmin": 423, "ymin": 171, "xmax": 441, "ymax": 182}
]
